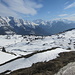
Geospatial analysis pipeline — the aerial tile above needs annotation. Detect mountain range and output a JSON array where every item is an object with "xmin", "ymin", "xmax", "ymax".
[{"xmin": 0, "ymin": 16, "xmax": 75, "ymax": 35}]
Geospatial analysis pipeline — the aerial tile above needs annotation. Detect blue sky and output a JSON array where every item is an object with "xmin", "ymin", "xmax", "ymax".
[{"xmin": 0, "ymin": 0, "xmax": 75, "ymax": 21}]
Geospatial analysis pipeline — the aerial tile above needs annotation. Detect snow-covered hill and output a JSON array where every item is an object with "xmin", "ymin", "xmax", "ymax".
[
  {"xmin": 0, "ymin": 51, "xmax": 17, "ymax": 64},
  {"xmin": 0, "ymin": 48, "xmax": 71, "ymax": 73},
  {"xmin": 0, "ymin": 29, "xmax": 74, "ymax": 56},
  {"xmin": 0, "ymin": 29, "xmax": 75, "ymax": 55},
  {"xmin": 0, "ymin": 29, "xmax": 75, "ymax": 74},
  {"xmin": 0, "ymin": 16, "xmax": 75, "ymax": 35}
]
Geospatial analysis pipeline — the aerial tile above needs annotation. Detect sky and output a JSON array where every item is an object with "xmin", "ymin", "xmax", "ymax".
[{"xmin": 0, "ymin": 0, "xmax": 75, "ymax": 21}]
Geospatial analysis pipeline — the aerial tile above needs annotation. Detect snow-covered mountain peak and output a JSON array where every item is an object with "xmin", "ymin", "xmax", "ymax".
[
  {"xmin": 33, "ymin": 19, "xmax": 44, "ymax": 24},
  {"xmin": 0, "ymin": 16, "xmax": 75, "ymax": 35}
]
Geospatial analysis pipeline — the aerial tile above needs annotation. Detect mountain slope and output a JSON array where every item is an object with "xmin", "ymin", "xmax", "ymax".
[
  {"xmin": 0, "ymin": 29, "xmax": 75, "ymax": 74},
  {"xmin": 0, "ymin": 16, "xmax": 49, "ymax": 35},
  {"xmin": 9, "ymin": 51, "xmax": 75, "ymax": 75}
]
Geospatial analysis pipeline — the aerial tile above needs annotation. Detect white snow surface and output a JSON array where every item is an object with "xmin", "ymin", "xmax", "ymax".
[
  {"xmin": 2, "ymin": 29, "xmax": 75, "ymax": 55},
  {"xmin": 0, "ymin": 51, "xmax": 17, "ymax": 64},
  {"xmin": 0, "ymin": 48, "xmax": 71, "ymax": 73},
  {"xmin": 0, "ymin": 29, "xmax": 75, "ymax": 73},
  {"xmin": 0, "ymin": 35, "xmax": 23, "ymax": 47}
]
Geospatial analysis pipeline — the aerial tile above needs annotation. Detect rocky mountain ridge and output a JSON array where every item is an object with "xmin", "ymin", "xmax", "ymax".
[{"xmin": 0, "ymin": 16, "xmax": 75, "ymax": 35}]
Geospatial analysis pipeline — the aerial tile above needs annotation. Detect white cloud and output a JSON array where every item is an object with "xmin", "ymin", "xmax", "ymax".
[
  {"xmin": 54, "ymin": 14, "xmax": 75, "ymax": 21},
  {"xmin": 64, "ymin": 2, "xmax": 75, "ymax": 9},
  {"xmin": 58, "ymin": 14, "xmax": 68, "ymax": 17},
  {"xmin": 63, "ymin": 14, "xmax": 75, "ymax": 21},
  {"xmin": 0, "ymin": 2, "xmax": 19, "ymax": 17},
  {"xmin": 71, "ymin": 14, "xmax": 75, "ymax": 16},
  {"xmin": 52, "ymin": 18, "xmax": 61, "ymax": 21},
  {"xmin": 0, "ymin": 0, "xmax": 43, "ymax": 17},
  {"xmin": 64, "ymin": 1, "xmax": 69, "ymax": 5},
  {"xmin": 63, "ymin": 16, "xmax": 75, "ymax": 21}
]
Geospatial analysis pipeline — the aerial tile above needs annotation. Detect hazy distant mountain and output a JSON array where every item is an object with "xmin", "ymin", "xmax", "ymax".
[
  {"xmin": 0, "ymin": 16, "xmax": 75, "ymax": 35},
  {"xmin": 33, "ymin": 19, "xmax": 75, "ymax": 34}
]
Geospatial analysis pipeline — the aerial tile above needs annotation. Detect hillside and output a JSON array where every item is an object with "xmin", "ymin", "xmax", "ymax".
[
  {"xmin": 9, "ymin": 51, "xmax": 75, "ymax": 75},
  {"xmin": 0, "ymin": 29, "xmax": 75, "ymax": 75}
]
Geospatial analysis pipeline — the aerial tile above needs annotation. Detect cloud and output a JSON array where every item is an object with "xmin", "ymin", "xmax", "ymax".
[
  {"xmin": 64, "ymin": 2, "xmax": 75, "ymax": 9},
  {"xmin": 63, "ymin": 16, "xmax": 75, "ymax": 21},
  {"xmin": 64, "ymin": 1, "xmax": 69, "ymax": 5},
  {"xmin": 0, "ymin": 2, "xmax": 19, "ymax": 17},
  {"xmin": 63, "ymin": 14, "xmax": 75, "ymax": 21},
  {"xmin": 54, "ymin": 14, "xmax": 75, "ymax": 21},
  {"xmin": 58, "ymin": 14, "xmax": 68, "ymax": 17},
  {"xmin": 0, "ymin": 0, "xmax": 43, "ymax": 17},
  {"xmin": 71, "ymin": 14, "xmax": 75, "ymax": 16}
]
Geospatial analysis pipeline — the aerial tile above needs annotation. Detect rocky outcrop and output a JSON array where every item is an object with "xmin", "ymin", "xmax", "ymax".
[{"xmin": 55, "ymin": 62, "xmax": 75, "ymax": 75}]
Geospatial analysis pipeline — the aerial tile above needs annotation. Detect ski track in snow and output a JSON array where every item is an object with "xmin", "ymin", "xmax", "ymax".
[{"xmin": 0, "ymin": 51, "xmax": 17, "ymax": 64}]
